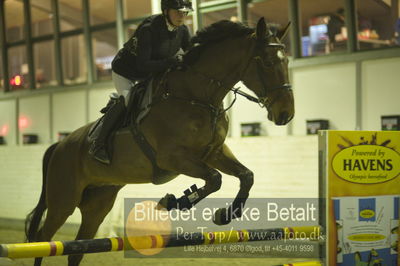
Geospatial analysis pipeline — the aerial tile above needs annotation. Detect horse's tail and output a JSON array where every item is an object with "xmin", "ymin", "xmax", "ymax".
[{"xmin": 25, "ymin": 142, "xmax": 59, "ymax": 242}]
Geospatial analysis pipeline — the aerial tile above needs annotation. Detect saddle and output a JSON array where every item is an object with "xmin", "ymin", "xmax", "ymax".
[
  {"xmin": 87, "ymin": 79, "xmax": 168, "ymax": 177},
  {"xmin": 89, "ymin": 81, "xmax": 149, "ymax": 140}
]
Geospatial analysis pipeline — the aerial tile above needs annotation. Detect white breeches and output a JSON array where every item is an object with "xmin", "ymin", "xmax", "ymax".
[{"xmin": 112, "ymin": 71, "xmax": 136, "ymax": 105}]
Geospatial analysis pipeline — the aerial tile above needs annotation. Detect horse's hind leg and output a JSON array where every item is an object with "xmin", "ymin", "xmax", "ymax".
[
  {"xmin": 206, "ymin": 144, "xmax": 254, "ymax": 225},
  {"xmin": 34, "ymin": 176, "xmax": 84, "ymax": 265},
  {"xmin": 68, "ymin": 185, "xmax": 123, "ymax": 266},
  {"xmin": 33, "ymin": 202, "xmax": 80, "ymax": 265}
]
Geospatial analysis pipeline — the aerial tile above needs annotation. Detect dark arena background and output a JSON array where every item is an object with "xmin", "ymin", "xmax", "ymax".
[{"xmin": 0, "ymin": 0, "xmax": 399, "ymax": 265}]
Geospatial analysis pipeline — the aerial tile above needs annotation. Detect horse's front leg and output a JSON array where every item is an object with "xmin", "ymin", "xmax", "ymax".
[
  {"xmin": 157, "ymin": 153, "xmax": 222, "ymax": 210},
  {"xmin": 206, "ymin": 143, "xmax": 254, "ymax": 225}
]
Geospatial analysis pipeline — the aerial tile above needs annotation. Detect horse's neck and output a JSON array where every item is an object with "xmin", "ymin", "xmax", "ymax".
[{"xmin": 187, "ymin": 38, "xmax": 252, "ymax": 106}]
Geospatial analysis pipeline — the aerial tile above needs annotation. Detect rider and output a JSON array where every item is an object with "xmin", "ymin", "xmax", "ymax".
[{"xmin": 89, "ymin": 0, "xmax": 193, "ymax": 164}]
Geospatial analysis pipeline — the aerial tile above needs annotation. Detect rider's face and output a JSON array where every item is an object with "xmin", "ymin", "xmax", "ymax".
[{"xmin": 167, "ymin": 9, "xmax": 188, "ymax": 27}]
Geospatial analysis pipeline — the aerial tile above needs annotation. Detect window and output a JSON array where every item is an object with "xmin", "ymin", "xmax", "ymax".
[
  {"xmin": 31, "ymin": 0, "xmax": 53, "ymax": 37},
  {"xmin": 92, "ymin": 29, "xmax": 118, "ymax": 81},
  {"xmin": 124, "ymin": 15, "xmax": 193, "ymax": 42},
  {"xmin": 61, "ymin": 35, "xmax": 87, "ymax": 85},
  {"xmin": 123, "ymin": 0, "xmax": 153, "ymax": 42},
  {"xmin": 34, "ymin": 40, "xmax": 56, "ymax": 87},
  {"xmin": 184, "ymin": 15, "xmax": 194, "ymax": 35},
  {"xmin": 356, "ymin": 0, "xmax": 400, "ymax": 50},
  {"xmin": 202, "ymin": 7, "xmax": 238, "ymax": 27},
  {"xmin": 397, "ymin": 17, "xmax": 400, "ymax": 45},
  {"xmin": 59, "ymin": 0, "xmax": 83, "ymax": 32},
  {"xmin": 125, "ymin": 23, "xmax": 140, "ymax": 42},
  {"xmin": 5, "ymin": 0, "xmax": 25, "ymax": 43},
  {"xmin": 248, "ymin": 0, "xmax": 291, "ymax": 55},
  {"xmin": 8, "ymin": 46, "xmax": 29, "ymax": 90},
  {"xmin": 124, "ymin": 0, "xmax": 152, "ymax": 19},
  {"xmin": 0, "ymin": 53, "xmax": 3, "ymax": 91},
  {"xmin": 299, "ymin": 0, "xmax": 347, "ymax": 57},
  {"xmin": 89, "ymin": 0, "xmax": 116, "ymax": 26}
]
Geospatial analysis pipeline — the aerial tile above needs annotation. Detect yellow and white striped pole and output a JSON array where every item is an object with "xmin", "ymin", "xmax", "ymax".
[
  {"xmin": 276, "ymin": 261, "xmax": 322, "ymax": 266},
  {"xmin": 0, "ymin": 226, "xmax": 321, "ymax": 259}
]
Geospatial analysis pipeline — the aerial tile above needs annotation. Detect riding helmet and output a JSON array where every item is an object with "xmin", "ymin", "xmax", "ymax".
[{"xmin": 161, "ymin": 0, "xmax": 193, "ymax": 12}]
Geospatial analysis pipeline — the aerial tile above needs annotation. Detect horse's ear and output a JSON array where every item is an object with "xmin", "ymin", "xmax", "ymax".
[
  {"xmin": 277, "ymin": 22, "xmax": 291, "ymax": 41},
  {"xmin": 256, "ymin": 17, "xmax": 267, "ymax": 40}
]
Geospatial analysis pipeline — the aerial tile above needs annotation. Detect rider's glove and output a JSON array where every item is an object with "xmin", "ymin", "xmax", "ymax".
[{"xmin": 166, "ymin": 55, "xmax": 185, "ymax": 70}]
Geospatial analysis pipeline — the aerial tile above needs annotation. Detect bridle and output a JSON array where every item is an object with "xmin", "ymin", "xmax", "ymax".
[
  {"xmin": 162, "ymin": 36, "xmax": 293, "ymax": 112},
  {"xmin": 238, "ymin": 39, "xmax": 292, "ymax": 109},
  {"xmin": 154, "ymin": 35, "xmax": 292, "ymax": 159}
]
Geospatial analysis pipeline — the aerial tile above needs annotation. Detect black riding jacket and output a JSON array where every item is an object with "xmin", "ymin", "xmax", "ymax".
[{"xmin": 112, "ymin": 14, "xmax": 191, "ymax": 81}]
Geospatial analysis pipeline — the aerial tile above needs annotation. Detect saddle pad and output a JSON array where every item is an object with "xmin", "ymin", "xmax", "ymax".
[
  {"xmin": 134, "ymin": 79, "xmax": 153, "ymax": 124},
  {"xmin": 87, "ymin": 117, "xmax": 103, "ymax": 143}
]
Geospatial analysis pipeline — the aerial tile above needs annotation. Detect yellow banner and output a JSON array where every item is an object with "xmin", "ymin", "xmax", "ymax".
[
  {"xmin": 322, "ymin": 131, "xmax": 400, "ymax": 266},
  {"xmin": 328, "ymin": 131, "xmax": 400, "ymax": 197}
]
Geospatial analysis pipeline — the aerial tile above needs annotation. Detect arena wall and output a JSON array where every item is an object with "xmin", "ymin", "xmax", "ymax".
[
  {"xmin": 1, "ymin": 57, "xmax": 400, "ymax": 145},
  {"xmin": 0, "ymin": 136, "xmax": 318, "ymax": 236},
  {"xmin": 361, "ymin": 57, "xmax": 400, "ymax": 130}
]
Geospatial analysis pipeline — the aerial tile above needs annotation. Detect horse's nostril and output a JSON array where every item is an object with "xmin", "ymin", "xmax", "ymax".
[{"xmin": 279, "ymin": 112, "xmax": 288, "ymax": 124}]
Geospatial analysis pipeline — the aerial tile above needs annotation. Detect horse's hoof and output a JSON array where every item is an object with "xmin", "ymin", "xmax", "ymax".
[
  {"xmin": 156, "ymin": 194, "xmax": 177, "ymax": 210},
  {"xmin": 213, "ymin": 208, "xmax": 231, "ymax": 225}
]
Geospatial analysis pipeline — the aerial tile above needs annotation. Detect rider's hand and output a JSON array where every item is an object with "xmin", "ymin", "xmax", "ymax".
[
  {"xmin": 166, "ymin": 55, "xmax": 185, "ymax": 70},
  {"xmin": 175, "ymin": 54, "xmax": 184, "ymax": 63}
]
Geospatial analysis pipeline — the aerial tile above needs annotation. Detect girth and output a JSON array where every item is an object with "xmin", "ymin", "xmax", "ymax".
[{"xmin": 128, "ymin": 123, "xmax": 169, "ymax": 179}]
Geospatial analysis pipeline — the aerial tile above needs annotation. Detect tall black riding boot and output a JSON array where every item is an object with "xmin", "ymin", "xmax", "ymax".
[{"xmin": 89, "ymin": 96, "xmax": 126, "ymax": 164}]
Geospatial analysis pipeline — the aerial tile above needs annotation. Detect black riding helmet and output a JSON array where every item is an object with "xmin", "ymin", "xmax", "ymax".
[{"xmin": 161, "ymin": 0, "xmax": 193, "ymax": 12}]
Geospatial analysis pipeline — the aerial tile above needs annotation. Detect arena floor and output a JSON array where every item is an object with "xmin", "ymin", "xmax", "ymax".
[{"xmin": 0, "ymin": 228, "xmax": 321, "ymax": 266}]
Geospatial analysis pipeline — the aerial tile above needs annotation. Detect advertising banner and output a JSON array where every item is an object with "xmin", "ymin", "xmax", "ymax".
[
  {"xmin": 319, "ymin": 130, "xmax": 400, "ymax": 266},
  {"xmin": 333, "ymin": 195, "xmax": 398, "ymax": 266}
]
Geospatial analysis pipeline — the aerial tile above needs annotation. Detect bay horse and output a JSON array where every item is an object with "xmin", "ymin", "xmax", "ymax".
[{"xmin": 25, "ymin": 17, "xmax": 294, "ymax": 265}]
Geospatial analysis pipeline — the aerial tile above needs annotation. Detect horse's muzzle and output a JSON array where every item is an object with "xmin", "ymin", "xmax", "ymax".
[{"xmin": 275, "ymin": 111, "xmax": 291, "ymax": 125}]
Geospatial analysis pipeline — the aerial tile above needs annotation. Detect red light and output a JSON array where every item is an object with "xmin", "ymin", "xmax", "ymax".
[
  {"xmin": 14, "ymin": 75, "xmax": 22, "ymax": 86},
  {"xmin": 18, "ymin": 116, "xmax": 30, "ymax": 130},
  {"xmin": 10, "ymin": 75, "xmax": 23, "ymax": 86},
  {"xmin": 0, "ymin": 124, "xmax": 9, "ymax": 136}
]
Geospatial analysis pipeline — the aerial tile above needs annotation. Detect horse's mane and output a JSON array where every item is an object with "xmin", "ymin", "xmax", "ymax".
[{"xmin": 184, "ymin": 20, "xmax": 254, "ymax": 65}]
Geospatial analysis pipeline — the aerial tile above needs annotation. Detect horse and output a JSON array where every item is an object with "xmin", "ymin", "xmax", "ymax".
[{"xmin": 24, "ymin": 17, "xmax": 294, "ymax": 266}]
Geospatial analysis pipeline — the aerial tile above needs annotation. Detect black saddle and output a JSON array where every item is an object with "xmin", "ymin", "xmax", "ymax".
[{"xmin": 87, "ymin": 81, "xmax": 148, "ymax": 146}]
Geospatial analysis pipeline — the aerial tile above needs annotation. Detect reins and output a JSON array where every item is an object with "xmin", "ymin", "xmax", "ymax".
[{"xmin": 148, "ymin": 33, "xmax": 291, "ymax": 159}]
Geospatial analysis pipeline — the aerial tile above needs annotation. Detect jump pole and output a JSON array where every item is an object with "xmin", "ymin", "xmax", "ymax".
[
  {"xmin": 275, "ymin": 262, "xmax": 322, "ymax": 266},
  {"xmin": 0, "ymin": 226, "xmax": 321, "ymax": 259}
]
